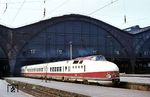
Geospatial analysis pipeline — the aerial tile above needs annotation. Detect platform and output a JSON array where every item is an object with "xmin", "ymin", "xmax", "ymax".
[
  {"xmin": 120, "ymin": 74, "xmax": 150, "ymax": 78},
  {"xmin": 5, "ymin": 77, "xmax": 150, "ymax": 97},
  {"xmin": 0, "ymin": 79, "xmax": 33, "ymax": 97},
  {"xmin": 121, "ymin": 76, "xmax": 150, "ymax": 85}
]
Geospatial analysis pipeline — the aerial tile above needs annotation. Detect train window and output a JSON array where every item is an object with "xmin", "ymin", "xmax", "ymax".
[
  {"xmin": 57, "ymin": 67, "xmax": 60, "ymax": 72},
  {"xmin": 72, "ymin": 66, "xmax": 74, "ymax": 68},
  {"xmin": 78, "ymin": 66, "xmax": 80, "ymax": 68},
  {"xmin": 73, "ymin": 61, "xmax": 78, "ymax": 64},
  {"xmin": 84, "ymin": 65, "xmax": 86, "ymax": 72},
  {"xmin": 54, "ymin": 67, "xmax": 57, "ymax": 72},
  {"xmin": 81, "ymin": 65, "xmax": 83, "ymax": 68},
  {"xmin": 56, "ymin": 67, "xmax": 57, "ymax": 72},
  {"xmin": 56, "ymin": 67, "xmax": 58, "ymax": 72},
  {"xmin": 65, "ymin": 66, "xmax": 67, "ymax": 70},
  {"xmin": 53, "ymin": 67, "xmax": 55, "ymax": 72},
  {"xmin": 60, "ymin": 67, "xmax": 62, "ymax": 71},
  {"xmin": 59, "ymin": 67, "xmax": 60, "ymax": 71},
  {"xmin": 52, "ymin": 67, "xmax": 54, "ymax": 72},
  {"xmin": 63, "ymin": 66, "xmax": 64, "ymax": 72},
  {"xmin": 79, "ymin": 60, "xmax": 83, "ymax": 64},
  {"xmin": 95, "ymin": 55, "xmax": 106, "ymax": 61},
  {"xmin": 75, "ymin": 66, "xmax": 77, "ymax": 69},
  {"xmin": 68, "ymin": 66, "xmax": 70, "ymax": 72}
]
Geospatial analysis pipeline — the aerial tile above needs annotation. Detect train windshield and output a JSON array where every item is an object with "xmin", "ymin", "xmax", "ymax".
[{"xmin": 95, "ymin": 55, "xmax": 106, "ymax": 61}]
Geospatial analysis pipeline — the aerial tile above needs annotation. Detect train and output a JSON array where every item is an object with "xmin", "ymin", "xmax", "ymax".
[{"xmin": 21, "ymin": 55, "xmax": 120, "ymax": 85}]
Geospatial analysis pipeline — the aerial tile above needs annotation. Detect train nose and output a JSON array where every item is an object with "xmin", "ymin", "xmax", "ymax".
[{"xmin": 105, "ymin": 61, "xmax": 119, "ymax": 71}]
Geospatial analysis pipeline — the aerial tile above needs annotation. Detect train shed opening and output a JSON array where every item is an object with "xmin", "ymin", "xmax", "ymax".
[
  {"xmin": 0, "ymin": 59, "xmax": 10, "ymax": 78},
  {"xmin": 0, "ymin": 47, "xmax": 10, "ymax": 78}
]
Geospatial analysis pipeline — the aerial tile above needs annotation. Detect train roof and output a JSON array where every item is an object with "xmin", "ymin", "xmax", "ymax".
[{"xmin": 75, "ymin": 55, "xmax": 106, "ymax": 61}]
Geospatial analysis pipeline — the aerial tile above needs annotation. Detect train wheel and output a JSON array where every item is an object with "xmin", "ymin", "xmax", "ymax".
[
  {"xmin": 83, "ymin": 79, "xmax": 89, "ymax": 84},
  {"xmin": 62, "ymin": 77, "xmax": 65, "ymax": 81},
  {"xmin": 112, "ymin": 79, "xmax": 120, "ymax": 86}
]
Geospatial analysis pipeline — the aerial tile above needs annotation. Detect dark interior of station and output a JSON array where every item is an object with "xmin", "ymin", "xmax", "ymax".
[
  {"xmin": 0, "ymin": 59, "xmax": 10, "ymax": 78},
  {"xmin": 0, "ymin": 47, "xmax": 9, "ymax": 77}
]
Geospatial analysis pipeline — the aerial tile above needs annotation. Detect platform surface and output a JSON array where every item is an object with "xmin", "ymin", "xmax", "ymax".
[
  {"xmin": 120, "ymin": 74, "xmax": 150, "ymax": 78},
  {"xmin": 0, "ymin": 79, "xmax": 33, "ymax": 97},
  {"xmin": 120, "ymin": 76, "xmax": 150, "ymax": 84},
  {"xmin": 5, "ymin": 77, "xmax": 150, "ymax": 97}
]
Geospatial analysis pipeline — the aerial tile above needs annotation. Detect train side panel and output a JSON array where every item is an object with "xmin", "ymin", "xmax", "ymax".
[{"xmin": 21, "ymin": 59, "xmax": 120, "ymax": 85}]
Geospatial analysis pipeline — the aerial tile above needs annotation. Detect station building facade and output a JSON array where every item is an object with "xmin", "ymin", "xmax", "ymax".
[{"xmin": 0, "ymin": 14, "xmax": 150, "ymax": 76}]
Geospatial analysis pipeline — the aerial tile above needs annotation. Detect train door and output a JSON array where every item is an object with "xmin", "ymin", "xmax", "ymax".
[
  {"xmin": 64, "ymin": 66, "xmax": 71, "ymax": 72},
  {"xmin": 45, "ymin": 65, "xmax": 48, "ymax": 77},
  {"xmin": 68, "ymin": 66, "xmax": 71, "ymax": 72},
  {"xmin": 84, "ymin": 65, "xmax": 86, "ymax": 72}
]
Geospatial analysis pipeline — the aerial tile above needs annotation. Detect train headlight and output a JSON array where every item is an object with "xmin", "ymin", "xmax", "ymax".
[{"xmin": 106, "ymin": 73, "xmax": 112, "ymax": 78}]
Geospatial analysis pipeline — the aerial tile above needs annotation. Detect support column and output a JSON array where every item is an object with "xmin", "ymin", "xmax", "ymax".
[
  {"xmin": 8, "ymin": 50, "xmax": 17, "ymax": 76},
  {"xmin": 130, "ymin": 44, "xmax": 136, "ymax": 74},
  {"xmin": 130, "ymin": 57, "xmax": 136, "ymax": 74}
]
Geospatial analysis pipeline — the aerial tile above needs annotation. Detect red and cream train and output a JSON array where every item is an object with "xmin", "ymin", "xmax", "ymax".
[{"xmin": 21, "ymin": 55, "xmax": 120, "ymax": 85}]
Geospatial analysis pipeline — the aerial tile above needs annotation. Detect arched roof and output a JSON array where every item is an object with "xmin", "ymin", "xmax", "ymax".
[
  {"xmin": 13, "ymin": 14, "xmax": 133, "ymax": 56},
  {"xmin": 134, "ymin": 29, "xmax": 150, "ymax": 55}
]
